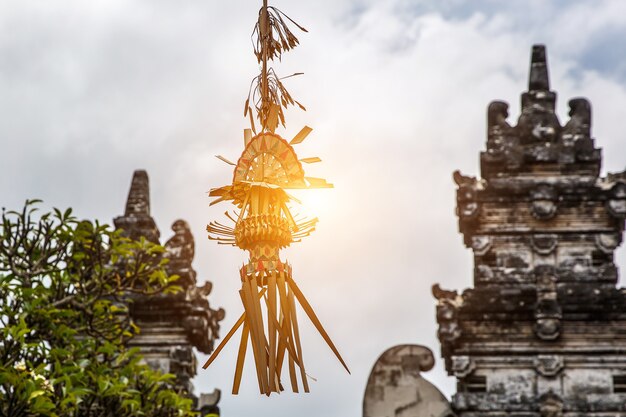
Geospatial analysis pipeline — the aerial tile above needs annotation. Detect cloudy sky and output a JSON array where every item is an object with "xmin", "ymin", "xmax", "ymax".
[{"xmin": 2, "ymin": 0, "xmax": 626, "ymax": 416}]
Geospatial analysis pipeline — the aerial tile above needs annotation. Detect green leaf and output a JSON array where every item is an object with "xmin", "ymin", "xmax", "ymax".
[{"xmin": 28, "ymin": 390, "xmax": 46, "ymax": 401}]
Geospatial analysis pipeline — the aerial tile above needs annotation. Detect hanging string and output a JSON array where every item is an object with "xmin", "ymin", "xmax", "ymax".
[
  {"xmin": 260, "ymin": 0, "xmax": 269, "ymax": 122},
  {"xmin": 244, "ymin": 1, "xmax": 307, "ymax": 134}
]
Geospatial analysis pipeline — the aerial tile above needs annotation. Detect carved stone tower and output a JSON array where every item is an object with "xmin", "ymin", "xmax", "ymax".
[
  {"xmin": 435, "ymin": 45, "xmax": 626, "ymax": 416},
  {"xmin": 114, "ymin": 170, "xmax": 225, "ymax": 414}
]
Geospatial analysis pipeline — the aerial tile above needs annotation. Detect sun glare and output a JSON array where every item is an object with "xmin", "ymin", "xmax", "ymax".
[{"xmin": 288, "ymin": 187, "xmax": 334, "ymax": 220}]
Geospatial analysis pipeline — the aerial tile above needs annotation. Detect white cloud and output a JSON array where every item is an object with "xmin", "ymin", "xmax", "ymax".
[{"xmin": 2, "ymin": 1, "xmax": 626, "ymax": 416}]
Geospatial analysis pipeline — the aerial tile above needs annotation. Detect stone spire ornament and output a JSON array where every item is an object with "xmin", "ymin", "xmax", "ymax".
[{"xmin": 202, "ymin": 0, "xmax": 349, "ymax": 396}]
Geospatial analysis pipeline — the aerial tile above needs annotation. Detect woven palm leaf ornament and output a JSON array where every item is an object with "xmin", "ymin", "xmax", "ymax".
[{"xmin": 202, "ymin": 1, "xmax": 349, "ymax": 395}]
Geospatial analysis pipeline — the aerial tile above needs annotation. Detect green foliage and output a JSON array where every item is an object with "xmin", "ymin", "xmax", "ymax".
[{"xmin": 0, "ymin": 200, "xmax": 196, "ymax": 417}]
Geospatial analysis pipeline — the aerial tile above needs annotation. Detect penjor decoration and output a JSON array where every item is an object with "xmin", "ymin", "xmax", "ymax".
[{"xmin": 202, "ymin": 0, "xmax": 349, "ymax": 396}]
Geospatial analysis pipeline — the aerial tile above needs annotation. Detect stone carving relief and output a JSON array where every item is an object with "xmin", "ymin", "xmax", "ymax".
[
  {"xmin": 363, "ymin": 345, "xmax": 454, "ymax": 417},
  {"xmin": 487, "ymin": 101, "xmax": 511, "ymax": 143},
  {"xmin": 165, "ymin": 220, "xmax": 195, "ymax": 264},
  {"xmin": 561, "ymin": 98, "xmax": 595, "ymax": 163},
  {"xmin": 433, "ymin": 285, "xmax": 462, "ymax": 349},
  {"xmin": 539, "ymin": 392, "xmax": 564, "ymax": 417},
  {"xmin": 165, "ymin": 219, "xmax": 197, "ymax": 288},
  {"xmin": 562, "ymin": 98, "xmax": 591, "ymax": 139},
  {"xmin": 486, "ymin": 101, "xmax": 523, "ymax": 168},
  {"xmin": 451, "ymin": 356, "xmax": 475, "ymax": 379},
  {"xmin": 531, "ymin": 234, "xmax": 558, "ymax": 255},
  {"xmin": 534, "ymin": 266, "xmax": 561, "ymax": 341},
  {"xmin": 607, "ymin": 182, "xmax": 626, "ymax": 218},
  {"xmin": 530, "ymin": 185, "xmax": 558, "ymax": 220},
  {"xmin": 471, "ymin": 236, "xmax": 492, "ymax": 256},
  {"xmin": 534, "ymin": 355, "xmax": 564, "ymax": 377},
  {"xmin": 454, "ymin": 171, "xmax": 480, "ymax": 220},
  {"xmin": 595, "ymin": 233, "xmax": 620, "ymax": 255}
]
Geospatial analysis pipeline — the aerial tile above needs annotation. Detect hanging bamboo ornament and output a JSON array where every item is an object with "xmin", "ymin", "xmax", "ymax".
[{"xmin": 202, "ymin": 1, "xmax": 349, "ymax": 396}]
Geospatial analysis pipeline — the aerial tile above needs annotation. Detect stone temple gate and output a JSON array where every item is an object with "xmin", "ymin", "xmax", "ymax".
[{"xmin": 364, "ymin": 45, "xmax": 626, "ymax": 416}]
